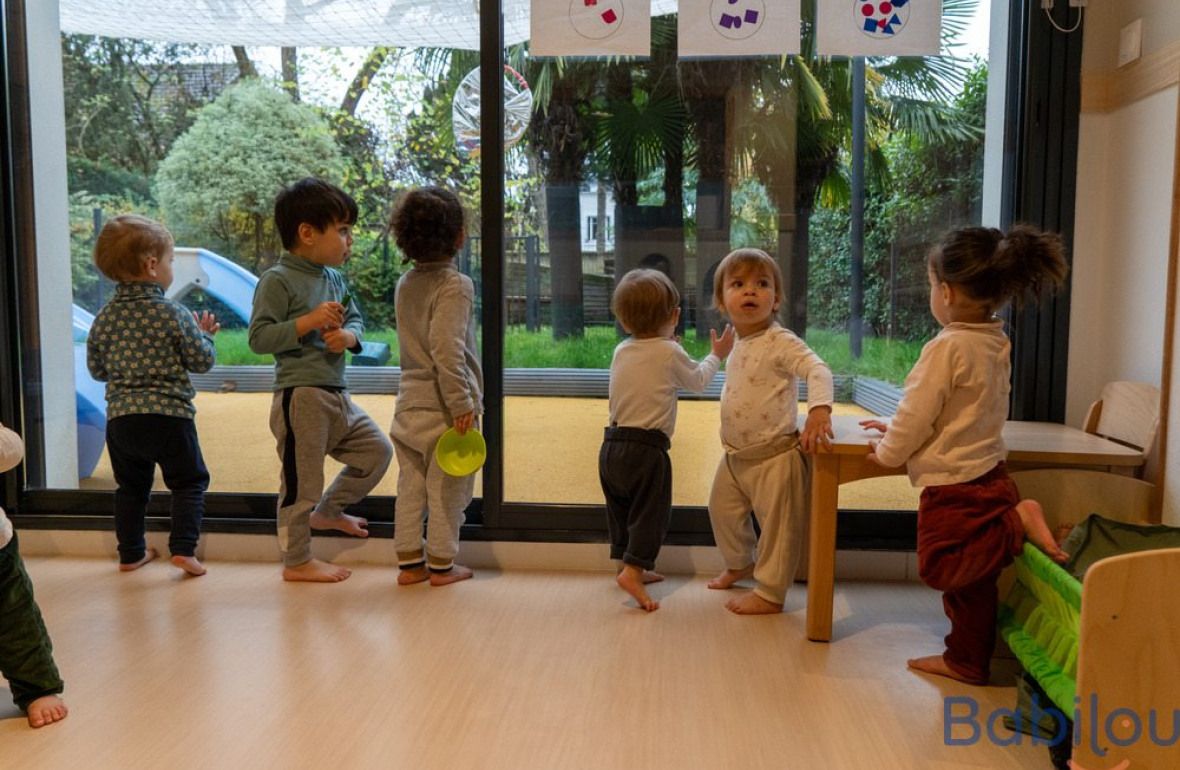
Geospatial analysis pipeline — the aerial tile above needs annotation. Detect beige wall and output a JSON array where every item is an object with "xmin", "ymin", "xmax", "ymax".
[
  {"xmin": 1081, "ymin": 0, "xmax": 1180, "ymax": 71},
  {"xmin": 1070, "ymin": 0, "xmax": 1180, "ymax": 524}
]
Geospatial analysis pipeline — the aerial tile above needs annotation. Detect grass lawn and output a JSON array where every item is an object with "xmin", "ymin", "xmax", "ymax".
[{"xmin": 213, "ymin": 325, "xmax": 923, "ymax": 386}]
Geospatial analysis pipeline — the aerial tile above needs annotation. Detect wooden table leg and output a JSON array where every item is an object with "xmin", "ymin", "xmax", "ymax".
[{"xmin": 806, "ymin": 452, "xmax": 840, "ymax": 642}]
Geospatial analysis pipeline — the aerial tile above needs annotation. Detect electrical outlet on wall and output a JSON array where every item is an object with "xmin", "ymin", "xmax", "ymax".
[
  {"xmin": 1068, "ymin": 0, "xmax": 1087, "ymax": 7},
  {"xmin": 1119, "ymin": 19, "xmax": 1144, "ymax": 67},
  {"xmin": 1041, "ymin": 0, "xmax": 1053, "ymax": 9}
]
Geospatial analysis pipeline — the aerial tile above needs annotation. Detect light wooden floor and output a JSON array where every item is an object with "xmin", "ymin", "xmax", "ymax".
[{"xmin": 2, "ymin": 557, "xmax": 1050, "ymax": 770}]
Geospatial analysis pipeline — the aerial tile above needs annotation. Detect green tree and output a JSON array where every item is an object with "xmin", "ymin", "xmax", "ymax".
[
  {"xmin": 62, "ymin": 35, "xmax": 231, "ymax": 198},
  {"xmin": 155, "ymin": 80, "xmax": 345, "ymax": 273}
]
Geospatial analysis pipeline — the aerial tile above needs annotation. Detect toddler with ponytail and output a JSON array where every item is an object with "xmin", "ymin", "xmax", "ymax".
[{"xmin": 860, "ymin": 224, "xmax": 1069, "ymax": 686}]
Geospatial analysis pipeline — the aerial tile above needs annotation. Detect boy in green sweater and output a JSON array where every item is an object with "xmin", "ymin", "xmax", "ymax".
[{"xmin": 248, "ymin": 178, "xmax": 393, "ymax": 583}]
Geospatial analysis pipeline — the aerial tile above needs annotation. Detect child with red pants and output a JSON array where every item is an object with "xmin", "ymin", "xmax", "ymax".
[{"xmin": 862, "ymin": 225, "xmax": 1069, "ymax": 685}]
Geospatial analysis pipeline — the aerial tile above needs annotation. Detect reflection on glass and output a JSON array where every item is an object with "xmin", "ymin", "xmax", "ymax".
[
  {"xmin": 504, "ymin": 11, "xmax": 992, "ymax": 509},
  {"xmin": 47, "ymin": 34, "xmax": 483, "ymax": 496}
]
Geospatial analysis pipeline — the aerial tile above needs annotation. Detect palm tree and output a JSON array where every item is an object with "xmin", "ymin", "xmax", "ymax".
[{"xmin": 688, "ymin": 0, "xmax": 982, "ymax": 336}]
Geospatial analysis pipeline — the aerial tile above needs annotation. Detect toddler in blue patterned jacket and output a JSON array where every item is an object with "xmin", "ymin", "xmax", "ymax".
[{"xmin": 86, "ymin": 214, "xmax": 219, "ymax": 576}]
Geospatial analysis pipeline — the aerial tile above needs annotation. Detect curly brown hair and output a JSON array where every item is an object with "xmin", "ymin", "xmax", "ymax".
[{"xmin": 389, "ymin": 187, "xmax": 466, "ymax": 264}]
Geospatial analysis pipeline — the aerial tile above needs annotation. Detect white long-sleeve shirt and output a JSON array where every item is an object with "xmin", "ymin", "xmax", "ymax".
[
  {"xmin": 720, "ymin": 324, "xmax": 834, "ymax": 451},
  {"xmin": 608, "ymin": 337, "xmax": 721, "ymax": 438},
  {"xmin": 873, "ymin": 320, "xmax": 1010, "ymax": 487}
]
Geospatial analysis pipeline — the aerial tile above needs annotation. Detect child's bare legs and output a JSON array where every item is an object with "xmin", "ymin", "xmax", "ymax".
[
  {"xmin": 25, "ymin": 695, "xmax": 67, "ymax": 728},
  {"xmin": 430, "ymin": 564, "xmax": 473, "ymax": 586},
  {"xmin": 282, "ymin": 558, "xmax": 351, "ymax": 583},
  {"xmin": 118, "ymin": 547, "xmax": 157, "ymax": 572},
  {"xmin": 707, "ymin": 563, "xmax": 754, "ymax": 590},
  {"xmin": 170, "ymin": 554, "xmax": 206, "ymax": 576},
  {"xmin": 725, "ymin": 591, "xmax": 783, "ymax": 615},
  {"xmin": 310, "ymin": 510, "xmax": 369, "ymax": 538},
  {"xmin": 1016, "ymin": 499, "xmax": 1068, "ymax": 563},
  {"xmin": 616, "ymin": 563, "xmax": 659, "ymax": 611},
  {"xmin": 616, "ymin": 563, "xmax": 664, "ymax": 584},
  {"xmin": 907, "ymin": 655, "xmax": 985, "ymax": 684}
]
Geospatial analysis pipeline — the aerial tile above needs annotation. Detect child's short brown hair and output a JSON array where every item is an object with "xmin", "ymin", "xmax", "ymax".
[
  {"xmin": 93, "ymin": 214, "xmax": 174, "ymax": 282},
  {"xmin": 611, "ymin": 269, "xmax": 679, "ymax": 336},
  {"xmin": 712, "ymin": 248, "xmax": 785, "ymax": 315}
]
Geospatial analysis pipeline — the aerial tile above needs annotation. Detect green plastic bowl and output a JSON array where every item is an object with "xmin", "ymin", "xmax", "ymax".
[{"xmin": 434, "ymin": 427, "xmax": 486, "ymax": 477}]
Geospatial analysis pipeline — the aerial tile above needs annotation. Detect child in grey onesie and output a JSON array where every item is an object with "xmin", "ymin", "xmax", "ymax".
[{"xmin": 388, "ymin": 187, "xmax": 483, "ymax": 587}]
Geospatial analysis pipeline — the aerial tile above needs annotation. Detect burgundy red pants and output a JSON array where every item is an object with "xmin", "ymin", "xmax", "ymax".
[{"xmin": 917, "ymin": 462, "xmax": 1024, "ymax": 684}]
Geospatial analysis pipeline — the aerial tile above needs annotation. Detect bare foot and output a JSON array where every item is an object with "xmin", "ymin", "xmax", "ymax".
[
  {"xmin": 724, "ymin": 591, "xmax": 783, "ymax": 615},
  {"xmin": 397, "ymin": 566, "xmax": 429, "ymax": 585},
  {"xmin": 282, "ymin": 558, "xmax": 351, "ymax": 583},
  {"xmin": 429, "ymin": 564, "xmax": 473, "ymax": 586},
  {"xmin": 707, "ymin": 564, "xmax": 754, "ymax": 590},
  {"xmin": 170, "ymin": 555, "xmax": 207, "ymax": 576},
  {"xmin": 119, "ymin": 548, "xmax": 158, "ymax": 572},
  {"xmin": 617, "ymin": 565, "xmax": 659, "ymax": 611},
  {"xmin": 26, "ymin": 695, "xmax": 68, "ymax": 728},
  {"xmin": 615, "ymin": 566, "xmax": 665, "ymax": 584},
  {"xmin": 309, "ymin": 511, "xmax": 369, "ymax": 538},
  {"xmin": 1016, "ymin": 500, "xmax": 1069, "ymax": 563},
  {"xmin": 907, "ymin": 654, "xmax": 986, "ymax": 685}
]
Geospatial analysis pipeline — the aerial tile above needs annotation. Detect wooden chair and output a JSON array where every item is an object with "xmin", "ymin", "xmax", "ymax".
[
  {"xmin": 1073, "ymin": 548, "xmax": 1180, "ymax": 768},
  {"xmin": 1081, "ymin": 381, "xmax": 1160, "ymax": 474}
]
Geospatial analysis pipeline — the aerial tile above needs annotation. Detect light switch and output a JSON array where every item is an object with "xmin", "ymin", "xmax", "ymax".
[{"xmin": 1119, "ymin": 19, "xmax": 1143, "ymax": 67}]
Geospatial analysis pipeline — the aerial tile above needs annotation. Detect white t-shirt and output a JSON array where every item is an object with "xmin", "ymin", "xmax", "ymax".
[
  {"xmin": 873, "ymin": 320, "xmax": 1010, "ymax": 487},
  {"xmin": 608, "ymin": 337, "xmax": 721, "ymax": 438},
  {"xmin": 720, "ymin": 324, "xmax": 834, "ymax": 451}
]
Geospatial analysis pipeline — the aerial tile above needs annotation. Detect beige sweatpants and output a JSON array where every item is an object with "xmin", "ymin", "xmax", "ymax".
[
  {"xmin": 708, "ymin": 435, "xmax": 811, "ymax": 605},
  {"xmin": 390, "ymin": 408, "xmax": 474, "ymax": 572}
]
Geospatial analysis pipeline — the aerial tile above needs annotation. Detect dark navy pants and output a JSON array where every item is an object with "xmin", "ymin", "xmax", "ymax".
[
  {"xmin": 598, "ymin": 427, "xmax": 672, "ymax": 571},
  {"xmin": 106, "ymin": 414, "xmax": 209, "ymax": 563}
]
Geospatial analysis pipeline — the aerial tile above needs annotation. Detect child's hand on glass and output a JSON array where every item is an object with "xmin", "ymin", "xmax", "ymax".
[
  {"xmin": 800, "ymin": 405, "xmax": 834, "ymax": 452},
  {"xmin": 307, "ymin": 301, "xmax": 345, "ymax": 331},
  {"xmin": 193, "ymin": 310, "xmax": 220, "ymax": 336},
  {"xmin": 710, "ymin": 324, "xmax": 735, "ymax": 359},
  {"xmin": 322, "ymin": 328, "xmax": 355, "ymax": 353}
]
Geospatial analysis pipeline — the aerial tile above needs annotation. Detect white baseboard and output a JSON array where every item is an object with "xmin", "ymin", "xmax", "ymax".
[{"xmin": 17, "ymin": 529, "xmax": 920, "ymax": 581}]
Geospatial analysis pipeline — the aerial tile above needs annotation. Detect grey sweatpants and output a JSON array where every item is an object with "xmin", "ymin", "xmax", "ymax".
[
  {"xmin": 708, "ymin": 434, "xmax": 810, "ymax": 605},
  {"xmin": 270, "ymin": 387, "xmax": 393, "ymax": 567},
  {"xmin": 390, "ymin": 408, "xmax": 474, "ymax": 572}
]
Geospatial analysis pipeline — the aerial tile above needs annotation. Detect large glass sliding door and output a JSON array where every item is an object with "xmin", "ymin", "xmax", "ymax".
[
  {"xmin": 500, "ymin": 2, "xmax": 1002, "ymax": 519},
  {"xmin": 12, "ymin": 1, "xmax": 487, "ymax": 518},
  {"xmin": 4, "ymin": 0, "xmax": 1041, "ymax": 545}
]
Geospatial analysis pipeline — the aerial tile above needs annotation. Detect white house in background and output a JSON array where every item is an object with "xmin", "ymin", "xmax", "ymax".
[{"xmin": 579, "ymin": 181, "xmax": 615, "ymax": 253}]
